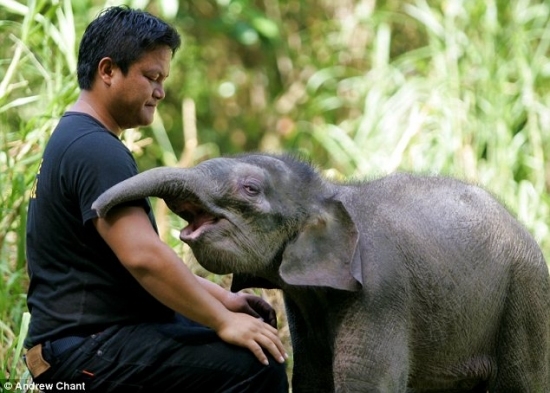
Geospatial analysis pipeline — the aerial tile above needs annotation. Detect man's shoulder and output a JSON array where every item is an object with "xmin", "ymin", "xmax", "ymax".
[
  {"xmin": 47, "ymin": 113, "xmax": 126, "ymax": 158},
  {"xmin": 54, "ymin": 112, "xmax": 117, "ymax": 141}
]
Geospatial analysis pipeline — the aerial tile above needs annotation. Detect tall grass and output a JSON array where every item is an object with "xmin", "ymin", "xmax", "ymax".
[
  {"xmin": 306, "ymin": 0, "xmax": 550, "ymax": 255},
  {"xmin": 0, "ymin": 0, "xmax": 80, "ymax": 382}
]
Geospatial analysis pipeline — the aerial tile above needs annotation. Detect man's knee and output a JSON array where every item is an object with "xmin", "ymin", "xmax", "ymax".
[{"xmin": 252, "ymin": 357, "xmax": 289, "ymax": 392}]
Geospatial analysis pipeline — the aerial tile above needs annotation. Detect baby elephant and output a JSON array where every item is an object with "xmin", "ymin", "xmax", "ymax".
[{"xmin": 93, "ymin": 153, "xmax": 550, "ymax": 392}]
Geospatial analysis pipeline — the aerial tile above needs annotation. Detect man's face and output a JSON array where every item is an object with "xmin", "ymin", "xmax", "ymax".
[{"xmin": 108, "ymin": 46, "xmax": 172, "ymax": 129}]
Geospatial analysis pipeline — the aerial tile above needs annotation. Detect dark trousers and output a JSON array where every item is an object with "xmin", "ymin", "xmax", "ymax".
[{"xmin": 32, "ymin": 316, "xmax": 289, "ymax": 392}]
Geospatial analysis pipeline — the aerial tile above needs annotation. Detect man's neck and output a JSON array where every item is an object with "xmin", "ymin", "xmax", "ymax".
[{"xmin": 70, "ymin": 93, "xmax": 122, "ymax": 137}]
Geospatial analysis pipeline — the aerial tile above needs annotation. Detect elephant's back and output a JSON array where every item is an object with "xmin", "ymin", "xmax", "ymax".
[
  {"xmin": 347, "ymin": 172, "xmax": 545, "ymax": 347},
  {"xmin": 353, "ymin": 173, "xmax": 538, "ymax": 262}
]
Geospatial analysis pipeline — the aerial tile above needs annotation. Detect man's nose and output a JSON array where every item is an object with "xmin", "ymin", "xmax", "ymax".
[{"xmin": 153, "ymin": 85, "xmax": 165, "ymax": 100}]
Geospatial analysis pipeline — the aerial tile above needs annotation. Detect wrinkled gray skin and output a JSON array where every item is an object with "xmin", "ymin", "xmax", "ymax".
[{"xmin": 92, "ymin": 153, "xmax": 550, "ymax": 393}]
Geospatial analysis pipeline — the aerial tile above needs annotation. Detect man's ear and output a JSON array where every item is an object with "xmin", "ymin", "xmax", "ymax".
[{"xmin": 97, "ymin": 57, "xmax": 115, "ymax": 85}]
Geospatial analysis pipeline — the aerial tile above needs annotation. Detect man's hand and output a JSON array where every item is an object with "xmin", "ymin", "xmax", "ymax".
[
  {"xmin": 216, "ymin": 312, "xmax": 287, "ymax": 366},
  {"xmin": 223, "ymin": 292, "xmax": 278, "ymax": 328}
]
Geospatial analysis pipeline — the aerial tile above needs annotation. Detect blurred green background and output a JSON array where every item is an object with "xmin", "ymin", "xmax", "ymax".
[{"xmin": 2, "ymin": 0, "xmax": 550, "ymax": 384}]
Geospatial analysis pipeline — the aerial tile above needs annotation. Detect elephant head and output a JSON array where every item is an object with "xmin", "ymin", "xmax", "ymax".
[{"xmin": 92, "ymin": 154, "xmax": 362, "ymax": 291}]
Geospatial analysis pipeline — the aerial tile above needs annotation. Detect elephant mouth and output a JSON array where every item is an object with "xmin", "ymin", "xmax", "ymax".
[{"xmin": 174, "ymin": 201, "xmax": 223, "ymax": 242}]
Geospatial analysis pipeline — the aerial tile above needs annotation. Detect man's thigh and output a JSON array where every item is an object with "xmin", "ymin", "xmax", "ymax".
[{"xmin": 37, "ymin": 318, "xmax": 288, "ymax": 393}]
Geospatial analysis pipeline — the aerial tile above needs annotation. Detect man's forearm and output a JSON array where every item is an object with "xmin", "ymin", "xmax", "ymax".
[
  {"xmin": 130, "ymin": 246, "xmax": 233, "ymax": 330},
  {"xmin": 196, "ymin": 275, "xmax": 232, "ymax": 303},
  {"xmin": 95, "ymin": 207, "xmax": 232, "ymax": 330}
]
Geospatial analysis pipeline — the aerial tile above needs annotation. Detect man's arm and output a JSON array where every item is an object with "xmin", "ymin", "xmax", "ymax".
[{"xmin": 93, "ymin": 205, "xmax": 287, "ymax": 365}]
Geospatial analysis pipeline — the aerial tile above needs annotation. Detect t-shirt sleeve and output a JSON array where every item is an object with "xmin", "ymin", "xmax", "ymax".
[{"xmin": 60, "ymin": 131, "xmax": 149, "ymax": 225}]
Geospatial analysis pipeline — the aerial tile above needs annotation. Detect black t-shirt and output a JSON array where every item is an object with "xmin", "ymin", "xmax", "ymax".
[{"xmin": 25, "ymin": 112, "xmax": 174, "ymax": 348}]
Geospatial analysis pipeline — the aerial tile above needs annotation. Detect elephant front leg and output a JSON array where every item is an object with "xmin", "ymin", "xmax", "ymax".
[
  {"xmin": 332, "ymin": 305, "xmax": 410, "ymax": 392},
  {"xmin": 285, "ymin": 297, "xmax": 335, "ymax": 393},
  {"xmin": 292, "ymin": 346, "xmax": 334, "ymax": 393}
]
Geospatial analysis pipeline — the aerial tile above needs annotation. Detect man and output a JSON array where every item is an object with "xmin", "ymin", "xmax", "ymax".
[{"xmin": 25, "ymin": 6, "xmax": 288, "ymax": 392}]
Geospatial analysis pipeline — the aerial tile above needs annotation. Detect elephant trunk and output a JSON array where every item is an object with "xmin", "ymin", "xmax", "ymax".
[{"xmin": 92, "ymin": 167, "xmax": 194, "ymax": 217}]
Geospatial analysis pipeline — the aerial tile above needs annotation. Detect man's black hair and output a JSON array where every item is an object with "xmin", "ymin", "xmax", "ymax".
[{"xmin": 77, "ymin": 5, "xmax": 181, "ymax": 90}]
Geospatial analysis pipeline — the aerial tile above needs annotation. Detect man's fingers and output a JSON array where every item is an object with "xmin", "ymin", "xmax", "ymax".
[
  {"xmin": 241, "ymin": 303, "xmax": 261, "ymax": 319},
  {"xmin": 217, "ymin": 313, "xmax": 287, "ymax": 365},
  {"xmin": 253, "ymin": 325, "xmax": 287, "ymax": 365},
  {"xmin": 249, "ymin": 341, "xmax": 270, "ymax": 365},
  {"xmin": 241, "ymin": 295, "xmax": 277, "ymax": 327},
  {"xmin": 241, "ymin": 321, "xmax": 286, "ymax": 365}
]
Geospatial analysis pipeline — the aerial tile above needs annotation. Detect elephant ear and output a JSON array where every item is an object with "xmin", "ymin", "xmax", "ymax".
[{"xmin": 280, "ymin": 199, "xmax": 362, "ymax": 291}]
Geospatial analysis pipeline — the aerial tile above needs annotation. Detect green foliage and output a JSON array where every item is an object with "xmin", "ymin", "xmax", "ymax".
[
  {"xmin": 303, "ymin": 0, "xmax": 550, "ymax": 251},
  {"xmin": 0, "ymin": 0, "xmax": 79, "ymax": 382},
  {"xmin": 1, "ymin": 0, "xmax": 550, "ymax": 384}
]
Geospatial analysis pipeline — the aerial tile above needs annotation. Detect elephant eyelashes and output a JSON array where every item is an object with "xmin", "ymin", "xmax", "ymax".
[{"xmin": 241, "ymin": 181, "xmax": 261, "ymax": 196}]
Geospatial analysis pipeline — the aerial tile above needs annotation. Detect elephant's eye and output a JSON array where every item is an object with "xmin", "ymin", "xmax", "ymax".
[{"xmin": 242, "ymin": 181, "xmax": 261, "ymax": 196}]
